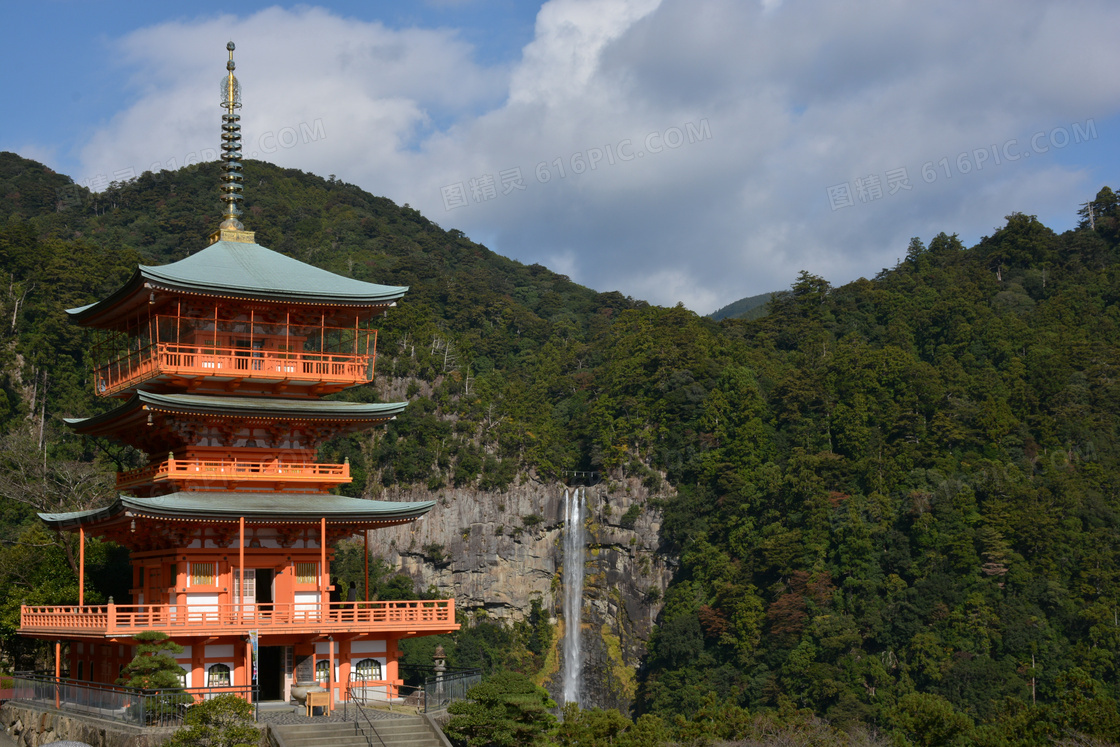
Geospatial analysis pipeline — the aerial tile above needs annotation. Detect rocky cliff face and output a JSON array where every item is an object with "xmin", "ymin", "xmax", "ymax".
[{"xmin": 374, "ymin": 476, "xmax": 674, "ymax": 713}]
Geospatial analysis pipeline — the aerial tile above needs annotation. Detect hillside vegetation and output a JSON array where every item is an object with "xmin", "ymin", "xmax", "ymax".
[
  {"xmin": 708, "ymin": 291, "xmax": 775, "ymax": 322},
  {"xmin": 3, "ymin": 151, "xmax": 1120, "ymax": 743}
]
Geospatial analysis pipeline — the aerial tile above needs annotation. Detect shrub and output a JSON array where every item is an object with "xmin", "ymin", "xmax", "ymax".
[{"xmin": 164, "ymin": 694, "xmax": 259, "ymax": 747}]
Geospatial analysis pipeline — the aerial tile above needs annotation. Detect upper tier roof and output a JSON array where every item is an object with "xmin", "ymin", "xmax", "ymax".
[
  {"xmin": 66, "ymin": 391, "xmax": 407, "ymax": 431},
  {"xmin": 67, "ymin": 239, "xmax": 408, "ymax": 327}
]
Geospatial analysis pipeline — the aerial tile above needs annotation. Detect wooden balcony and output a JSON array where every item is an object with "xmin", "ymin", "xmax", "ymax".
[
  {"xmin": 115, "ymin": 457, "xmax": 351, "ymax": 492},
  {"xmin": 21, "ymin": 599, "xmax": 457, "ymax": 639},
  {"xmin": 95, "ymin": 343, "xmax": 373, "ymax": 397}
]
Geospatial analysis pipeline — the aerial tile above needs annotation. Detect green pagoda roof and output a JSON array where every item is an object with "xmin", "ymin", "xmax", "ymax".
[
  {"xmin": 39, "ymin": 492, "xmax": 435, "ymax": 529},
  {"xmin": 66, "ymin": 391, "xmax": 407, "ymax": 431},
  {"xmin": 64, "ymin": 392, "xmax": 407, "ymax": 453},
  {"xmin": 67, "ymin": 239, "xmax": 408, "ymax": 326},
  {"xmin": 139, "ymin": 391, "xmax": 407, "ymax": 418}
]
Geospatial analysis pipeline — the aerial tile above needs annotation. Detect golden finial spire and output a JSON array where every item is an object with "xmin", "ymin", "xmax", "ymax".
[{"xmin": 211, "ymin": 41, "xmax": 254, "ymax": 244}]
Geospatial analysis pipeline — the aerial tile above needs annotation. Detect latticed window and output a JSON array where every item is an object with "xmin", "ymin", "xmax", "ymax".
[
  {"xmin": 191, "ymin": 562, "xmax": 216, "ymax": 586},
  {"xmin": 233, "ymin": 570, "xmax": 256, "ymax": 602},
  {"xmin": 295, "ymin": 562, "xmax": 318, "ymax": 584},
  {"xmin": 208, "ymin": 663, "xmax": 231, "ymax": 687},
  {"xmin": 315, "ymin": 659, "xmax": 330, "ymax": 685},
  {"xmin": 355, "ymin": 658, "xmax": 382, "ymax": 680}
]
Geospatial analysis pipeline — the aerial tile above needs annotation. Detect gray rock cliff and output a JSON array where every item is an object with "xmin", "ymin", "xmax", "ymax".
[{"xmin": 372, "ymin": 476, "xmax": 674, "ymax": 712}]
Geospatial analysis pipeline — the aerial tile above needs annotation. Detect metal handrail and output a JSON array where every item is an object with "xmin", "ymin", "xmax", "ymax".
[
  {"xmin": 348, "ymin": 673, "xmax": 426, "ymax": 713},
  {"xmin": 345, "ymin": 683, "xmax": 388, "ymax": 747}
]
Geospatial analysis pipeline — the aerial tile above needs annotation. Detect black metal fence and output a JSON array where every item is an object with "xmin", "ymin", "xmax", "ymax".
[
  {"xmin": 8, "ymin": 673, "xmax": 258, "ymax": 727},
  {"xmin": 399, "ymin": 665, "xmax": 481, "ymax": 713},
  {"xmin": 421, "ymin": 669, "xmax": 481, "ymax": 713}
]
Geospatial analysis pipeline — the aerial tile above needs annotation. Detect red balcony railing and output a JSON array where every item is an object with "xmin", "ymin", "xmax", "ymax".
[
  {"xmin": 21, "ymin": 599, "xmax": 457, "ymax": 638},
  {"xmin": 115, "ymin": 457, "xmax": 351, "ymax": 491},
  {"xmin": 95, "ymin": 343, "xmax": 373, "ymax": 396}
]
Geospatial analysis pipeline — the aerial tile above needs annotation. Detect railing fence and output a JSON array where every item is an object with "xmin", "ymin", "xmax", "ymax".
[
  {"xmin": 21, "ymin": 598, "xmax": 455, "ymax": 636},
  {"xmin": 399, "ymin": 665, "xmax": 481, "ymax": 713},
  {"xmin": 7, "ymin": 673, "xmax": 256, "ymax": 728}
]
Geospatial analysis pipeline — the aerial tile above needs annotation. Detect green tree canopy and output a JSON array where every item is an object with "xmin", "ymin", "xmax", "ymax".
[
  {"xmin": 164, "ymin": 694, "xmax": 259, "ymax": 747},
  {"xmin": 445, "ymin": 671, "xmax": 557, "ymax": 747}
]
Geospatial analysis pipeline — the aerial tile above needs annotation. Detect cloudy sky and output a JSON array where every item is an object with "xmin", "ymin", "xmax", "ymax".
[{"xmin": 3, "ymin": 1, "xmax": 1118, "ymax": 314}]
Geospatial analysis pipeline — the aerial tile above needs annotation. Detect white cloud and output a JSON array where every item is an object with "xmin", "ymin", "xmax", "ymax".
[
  {"xmin": 509, "ymin": 0, "xmax": 661, "ymax": 107},
  {"xmin": 74, "ymin": 0, "xmax": 1120, "ymax": 314},
  {"xmin": 78, "ymin": 7, "xmax": 505, "ymax": 186}
]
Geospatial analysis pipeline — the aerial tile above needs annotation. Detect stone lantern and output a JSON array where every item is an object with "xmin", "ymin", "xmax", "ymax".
[{"xmin": 433, "ymin": 645, "xmax": 446, "ymax": 704}]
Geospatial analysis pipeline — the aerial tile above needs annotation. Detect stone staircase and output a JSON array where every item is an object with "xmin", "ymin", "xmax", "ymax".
[{"xmin": 271, "ymin": 715, "xmax": 447, "ymax": 747}]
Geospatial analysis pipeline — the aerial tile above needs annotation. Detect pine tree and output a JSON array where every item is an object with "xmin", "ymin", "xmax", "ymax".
[{"xmin": 117, "ymin": 630, "xmax": 186, "ymax": 690}]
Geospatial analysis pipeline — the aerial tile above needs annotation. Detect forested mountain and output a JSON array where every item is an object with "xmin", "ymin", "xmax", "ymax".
[
  {"xmin": 708, "ymin": 291, "xmax": 775, "ymax": 322},
  {"xmin": 3, "ymin": 150, "xmax": 1120, "ymax": 743}
]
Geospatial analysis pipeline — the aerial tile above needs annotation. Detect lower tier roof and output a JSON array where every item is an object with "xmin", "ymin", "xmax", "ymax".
[{"xmin": 40, "ymin": 491, "xmax": 434, "ymax": 530}]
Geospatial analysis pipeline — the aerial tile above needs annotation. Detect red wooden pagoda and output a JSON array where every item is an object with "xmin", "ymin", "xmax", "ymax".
[{"xmin": 19, "ymin": 42, "xmax": 456, "ymax": 708}]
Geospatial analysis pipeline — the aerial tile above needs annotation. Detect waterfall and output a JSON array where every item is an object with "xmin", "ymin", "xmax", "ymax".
[{"xmin": 562, "ymin": 486, "xmax": 585, "ymax": 707}]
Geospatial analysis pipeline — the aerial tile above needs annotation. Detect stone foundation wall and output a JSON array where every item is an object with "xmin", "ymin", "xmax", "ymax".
[
  {"xmin": 0, "ymin": 702, "xmax": 268, "ymax": 747},
  {"xmin": 1, "ymin": 702, "xmax": 176, "ymax": 747}
]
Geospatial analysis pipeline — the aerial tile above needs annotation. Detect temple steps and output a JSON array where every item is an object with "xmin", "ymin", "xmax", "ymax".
[{"xmin": 271, "ymin": 716, "xmax": 447, "ymax": 747}]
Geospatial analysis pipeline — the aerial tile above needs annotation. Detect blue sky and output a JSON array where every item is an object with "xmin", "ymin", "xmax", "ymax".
[
  {"xmin": 1, "ymin": 1, "xmax": 538, "ymax": 164},
  {"xmin": 3, "ymin": 1, "xmax": 1119, "ymax": 314}
]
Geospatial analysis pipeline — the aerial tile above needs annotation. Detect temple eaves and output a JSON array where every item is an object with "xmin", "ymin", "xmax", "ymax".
[
  {"xmin": 64, "ymin": 391, "xmax": 407, "ymax": 437},
  {"xmin": 65, "ymin": 239, "xmax": 408, "ymax": 327},
  {"xmin": 39, "ymin": 492, "xmax": 436, "ymax": 530}
]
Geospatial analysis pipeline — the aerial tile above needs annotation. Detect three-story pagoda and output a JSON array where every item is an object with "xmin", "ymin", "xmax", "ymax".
[{"xmin": 19, "ymin": 43, "xmax": 456, "ymax": 708}]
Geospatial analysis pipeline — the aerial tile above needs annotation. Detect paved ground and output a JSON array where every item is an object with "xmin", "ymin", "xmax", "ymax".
[{"xmin": 0, "ymin": 702, "xmax": 413, "ymax": 740}]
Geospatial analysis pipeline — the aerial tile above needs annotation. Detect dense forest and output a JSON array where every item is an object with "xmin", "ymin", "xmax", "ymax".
[
  {"xmin": 707, "ymin": 291, "xmax": 774, "ymax": 322},
  {"xmin": 2, "ymin": 150, "xmax": 1120, "ymax": 744}
]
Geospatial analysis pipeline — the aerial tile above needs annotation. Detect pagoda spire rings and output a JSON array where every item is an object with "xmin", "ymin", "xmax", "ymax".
[{"xmin": 211, "ymin": 42, "xmax": 254, "ymax": 244}]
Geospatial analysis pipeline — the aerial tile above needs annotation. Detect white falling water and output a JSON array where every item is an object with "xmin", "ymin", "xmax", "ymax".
[{"xmin": 562, "ymin": 487, "xmax": 585, "ymax": 707}]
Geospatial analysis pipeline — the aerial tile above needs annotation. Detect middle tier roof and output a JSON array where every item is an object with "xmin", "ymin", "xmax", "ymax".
[{"xmin": 66, "ymin": 391, "xmax": 407, "ymax": 453}]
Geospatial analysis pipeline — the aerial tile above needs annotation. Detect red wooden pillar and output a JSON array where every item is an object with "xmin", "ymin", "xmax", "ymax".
[
  {"xmin": 320, "ymin": 518, "xmax": 328, "ymax": 613},
  {"xmin": 192, "ymin": 638, "xmax": 205, "ymax": 691},
  {"xmin": 245, "ymin": 637, "xmax": 253, "ymax": 703},
  {"xmin": 328, "ymin": 637, "xmax": 335, "ymax": 711},
  {"xmin": 339, "ymin": 639, "xmax": 351, "ymax": 708},
  {"xmin": 54, "ymin": 641, "xmax": 61, "ymax": 708},
  {"xmin": 385, "ymin": 637, "xmax": 399, "ymax": 699},
  {"xmin": 234, "ymin": 642, "xmax": 245, "ymax": 696},
  {"xmin": 78, "ymin": 527, "xmax": 85, "ymax": 606},
  {"xmin": 238, "ymin": 517, "xmax": 245, "ymax": 620}
]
